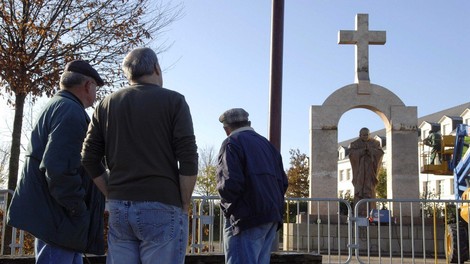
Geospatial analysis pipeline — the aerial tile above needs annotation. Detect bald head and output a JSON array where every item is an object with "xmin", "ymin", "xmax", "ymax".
[{"xmin": 359, "ymin": 127, "xmax": 370, "ymax": 142}]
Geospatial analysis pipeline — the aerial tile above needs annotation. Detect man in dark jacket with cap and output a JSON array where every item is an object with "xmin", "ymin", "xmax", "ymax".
[
  {"xmin": 216, "ymin": 108, "xmax": 288, "ymax": 264},
  {"xmin": 7, "ymin": 60, "xmax": 106, "ymax": 264}
]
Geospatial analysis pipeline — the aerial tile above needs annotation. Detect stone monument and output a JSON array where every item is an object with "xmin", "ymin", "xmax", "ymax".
[{"xmin": 309, "ymin": 14, "xmax": 419, "ymax": 217}]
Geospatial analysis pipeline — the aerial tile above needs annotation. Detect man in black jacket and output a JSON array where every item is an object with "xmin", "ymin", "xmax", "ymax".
[{"xmin": 7, "ymin": 60, "xmax": 106, "ymax": 264}]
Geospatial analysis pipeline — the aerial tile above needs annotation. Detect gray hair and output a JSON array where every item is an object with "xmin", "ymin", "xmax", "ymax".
[
  {"xmin": 122, "ymin": 47, "xmax": 159, "ymax": 81},
  {"xmin": 60, "ymin": 71, "xmax": 88, "ymax": 90},
  {"xmin": 225, "ymin": 121, "xmax": 251, "ymax": 130}
]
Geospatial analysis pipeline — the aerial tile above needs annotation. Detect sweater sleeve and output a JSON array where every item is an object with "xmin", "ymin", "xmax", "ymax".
[
  {"xmin": 172, "ymin": 96, "xmax": 198, "ymax": 176},
  {"xmin": 81, "ymin": 103, "xmax": 107, "ymax": 178}
]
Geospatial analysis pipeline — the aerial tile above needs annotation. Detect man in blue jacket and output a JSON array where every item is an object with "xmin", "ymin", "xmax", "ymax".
[
  {"xmin": 216, "ymin": 108, "xmax": 288, "ymax": 264},
  {"xmin": 7, "ymin": 60, "xmax": 106, "ymax": 264}
]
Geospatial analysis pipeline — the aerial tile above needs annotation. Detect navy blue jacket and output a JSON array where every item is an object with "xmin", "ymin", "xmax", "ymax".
[
  {"xmin": 7, "ymin": 90, "xmax": 105, "ymax": 254},
  {"xmin": 217, "ymin": 127, "xmax": 288, "ymax": 235}
]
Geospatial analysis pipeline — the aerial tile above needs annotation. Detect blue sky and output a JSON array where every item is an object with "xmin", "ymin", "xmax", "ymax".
[
  {"xmin": 157, "ymin": 1, "xmax": 470, "ymax": 164},
  {"xmin": 1, "ymin": 1, "xmax": 470, "ymax": 168}
]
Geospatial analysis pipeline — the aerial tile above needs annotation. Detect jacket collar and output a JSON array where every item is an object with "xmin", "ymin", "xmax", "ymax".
[
  {"xmin": 57, "ymin": 90, "xmax": 84, "ymax": 108},
  {"xmin": 229, "ymin": 126, "xmax": 254, "ymax": 137}
]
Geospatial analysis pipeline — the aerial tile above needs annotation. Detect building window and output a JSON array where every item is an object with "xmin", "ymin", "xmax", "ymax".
[
  {"xmin": 422, "ymin": 129, "xmax": 429, "ymax": 141},
  {"xmin": 450, "ymin": 179, "xmax": 455, "ymax": 195},
  {"xmin": 443, "ymin": 124, "xmax": 451, "ymax": 135},
  {"xmin": 436, "ymin": 180, "xmax": 444, "ymax": 196},
  {"xmin": 338, "ymin": 170, "xmax": 343, "ymax": 181},
  {"xmin": 423, "ymin": 181, "xmax": 433, "ymax": 197},
  {"xmin": 422, "ymin": 181, "xmax": 428, "ymax": 194},
  {"xmin": 346, "ymin": 169, "xmax": 351, "ymax": 181}
]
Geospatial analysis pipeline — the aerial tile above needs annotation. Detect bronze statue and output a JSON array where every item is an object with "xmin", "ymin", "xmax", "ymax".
[
  {"xmin": 423, "ymin": 127, "xmax": 442, "ymax": 165},
  {"xmin": 349, "ymin": 127, "xmax": 384, "ymax": 216}
]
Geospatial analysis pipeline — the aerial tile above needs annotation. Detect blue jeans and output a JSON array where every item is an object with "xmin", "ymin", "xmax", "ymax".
[
  {"xmin": 35, "ymin": 238, "xmax": 83, "ymax": 264},
  {"xmin": 106, "ymin": 200, "xmax": 188, "ymax": 264},
  {"xmin": 223, "ymin": 220, "xmax": 277, "ymax": 264}
]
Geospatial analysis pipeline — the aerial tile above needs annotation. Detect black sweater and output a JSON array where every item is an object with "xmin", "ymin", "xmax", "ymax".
[{"xmin": 82, "ymin": 84, "xmax": 198, "ymax": 207}]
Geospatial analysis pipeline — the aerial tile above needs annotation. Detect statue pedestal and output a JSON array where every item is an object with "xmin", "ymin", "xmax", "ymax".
[{"xmin": 284, "ymin": 215, "xmax": 445, "ymax": 254}]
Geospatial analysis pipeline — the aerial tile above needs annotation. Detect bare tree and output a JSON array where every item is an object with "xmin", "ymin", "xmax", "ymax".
[
  {"xmin": 0, "ymin": 96, "xmax": 46, "ymax": 187},
  {"xmin": 0, "ymin": 0, "xmax": 183, "ymax": 193},
  {"xmin": 0, "ymin": 143, "xmax": 9, "ymax": 188},
  {"xmin": 195, "ymin": 146, "xmax": 219, "ymax": 196}
]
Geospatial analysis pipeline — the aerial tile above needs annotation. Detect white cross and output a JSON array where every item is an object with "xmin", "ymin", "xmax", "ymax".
[{"xmin": 338, "ymin": 14, "xmax": 386, "ymax": 93}]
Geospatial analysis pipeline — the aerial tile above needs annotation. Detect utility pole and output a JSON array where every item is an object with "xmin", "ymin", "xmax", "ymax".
[
  {"xmin": 269, "ymin": 0, "xmax": 284, "ymax": 252},
  {"xmin": 269, "ymin": 0, "xmax": 284, "ymax": 151}
]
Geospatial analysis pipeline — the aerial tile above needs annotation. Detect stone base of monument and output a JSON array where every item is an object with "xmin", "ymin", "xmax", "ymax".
[
  {"xmin": 295, "ymin": 213, "xmax": 443, "ymax": 226},
  {"xmin": 284, "ymin": 215, "xmax": 446, "ymax": 256}
]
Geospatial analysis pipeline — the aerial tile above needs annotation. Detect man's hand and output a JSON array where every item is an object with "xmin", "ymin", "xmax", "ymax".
[
  {"xmin": 92, "ymin": 171, "xmax": 109, "ymax": 197},
  {"xmin": 180, "ymin": 175, "xmax": 197, "ymax": 214}
]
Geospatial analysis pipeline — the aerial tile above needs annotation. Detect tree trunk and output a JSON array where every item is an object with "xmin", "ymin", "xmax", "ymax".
[
  {"xmin": 7, "ymin": 93, "xmax": 25, "ymax": 192},
  {"xmin": 4, "ymin": 92, "xmax": 26, "ymax": 255}
]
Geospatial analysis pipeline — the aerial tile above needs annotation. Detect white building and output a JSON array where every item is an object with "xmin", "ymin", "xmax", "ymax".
[{"xmin": 337, "ymin": 102, "xmax": 470, "ymax": 201}]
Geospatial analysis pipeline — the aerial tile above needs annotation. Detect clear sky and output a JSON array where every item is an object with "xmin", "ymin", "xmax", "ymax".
[
  {"xmin": 157, "ymin": 1, "xmax": 470, "ymax": 164},
  {"xmin": 1, "ymin": 1, "xmax": 470, "ymax": 168}
]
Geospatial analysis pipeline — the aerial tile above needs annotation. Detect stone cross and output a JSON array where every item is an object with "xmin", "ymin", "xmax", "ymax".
[{"xmin": 338, "ymin": 14, "xmax": 386, "ymax": 94}]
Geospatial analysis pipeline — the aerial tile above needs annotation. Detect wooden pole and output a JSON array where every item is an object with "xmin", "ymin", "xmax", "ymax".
[{"xmin": 269, "ymin": 0, "xmax": 284, "ymax": 151}]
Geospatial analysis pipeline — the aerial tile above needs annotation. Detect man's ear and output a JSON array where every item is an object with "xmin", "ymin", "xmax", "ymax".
[
  {"xmin": 154, "ymin": 63, "xmax": 162, "ymax": 76},
  {"xmin": 223, "ymin": 126, "xmax": 231, "ymax": 136},
  {"xmin": 85, "ymin": 80, "xmax": 93, "ymax": 94}
]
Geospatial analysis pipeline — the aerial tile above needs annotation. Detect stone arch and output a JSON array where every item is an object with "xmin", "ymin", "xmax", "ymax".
[{"xmin": 309, "ymin": 83, "xmax": 419, "ymax": 216}]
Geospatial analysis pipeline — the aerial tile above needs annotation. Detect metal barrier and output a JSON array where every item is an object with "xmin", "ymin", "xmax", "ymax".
[
  {"xmin": 189, "ymin": 195, "xmax": 222, "ymax": 254},
  {"xmin": 188, "ymin": 197, "xmax": 356, "ymax": 263},
  {"xmin": 0, "ymin": 189, "xmax": 24, "ymax": 256},
  {"xmin": 283, "ymin": 197, "xmax": 354, "ymax": 263},
  {"xmin": 282, "ymin": 197, "xmax": 470, "ymax": 263},
  {"xmin": 353, "ymin": 198, "xmax": 470, "ymax": 264},
  {"xmin": 3, "ymin": 192, "xmax": 470, "ymax": 264}
]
